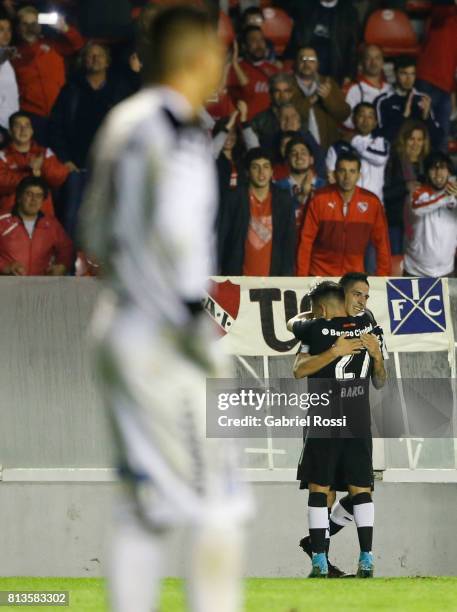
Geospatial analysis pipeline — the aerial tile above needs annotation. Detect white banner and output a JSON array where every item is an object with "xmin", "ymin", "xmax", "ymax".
[{"xmin": 204, "ymin": 277, "xmax": 455, "ymax": 356}]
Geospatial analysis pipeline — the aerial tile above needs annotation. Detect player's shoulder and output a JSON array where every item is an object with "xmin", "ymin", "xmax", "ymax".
[
  {"xmin": 358, "ymin": 187, "xmax": 382, "ymax": 206},
  {"xmin": 360, "ymin": 308, "xmax": 378, "ymax": 327},
  {"xmin": 292, "ymin": 317, "xmax": 318, "ymax": 339},
  {"xmin": 93, "ymin": 90, "xmax": 160, "ymax": 157}
]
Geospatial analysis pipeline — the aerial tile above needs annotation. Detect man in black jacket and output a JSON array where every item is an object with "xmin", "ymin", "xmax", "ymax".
[
  {"xmin": 284, "ymin": 0, "xmax": 360, "ymax": 85},
  {"xmin": 218, "ymin": 147, "xmax": 296, "ymax": 276},
  {"xmin": 47, "ymin": 41, "xmax": 131, "ymax": 237},
  {"xmin": 375, "ymin": 56, "xmax": 443, "ymax": 149}
]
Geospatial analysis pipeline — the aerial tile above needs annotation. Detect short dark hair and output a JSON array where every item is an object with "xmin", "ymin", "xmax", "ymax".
[
  {"xmin": 16, "ymin": 176, "xmax": 49, "ymax": 205},
  {"xmin": 241, "ymin": 7, "xmax": 263, "ymax": 21},
  {"xmin": 242, "ymin": 25, "xmax": 263, "ymax": 42},
  {"xmin": 309, "ymin": 281, "xmax": 345, "ymax": 308},
  {"xmin": 80, "ymin": 40, "xmax": 111, "ymax": 66},
  {"xmin": 335, "ymin": 151, "xmax": 361, "ymax": 171},
  {"xmin": 245, "ymin": 147, "xmax": 273, "ymax": 171},
  {"xmin": 285, "ymin": 136, "xmax": 312, "ymax": 160},
  {"xmin": 269, "ymin": 72, "xmax": 294, "ymax": 94},
  {"xmin": 424, "ymin": 151, "xmax": 454, "ymax": 176},
  {"xmin": 394, "ymin": 55, "xmax": 416, "ymax": 71},
  {"xmin": 9, "ymin": 111, "xmax": 32, "ymax": 131},
  {"xmin": 0, "ymin": 8, "xmax": 12, "ymax": 22},
  {"xmin": 353, "ymin": 102, "xmax": 377, "ymax": 118},
  {"xmin": 339, "ymin": 272, "xmax": 369, "ymax": 292},
  {"xmin": 144, "ymin": 6, "xmax": 216, "ymax": 83}
]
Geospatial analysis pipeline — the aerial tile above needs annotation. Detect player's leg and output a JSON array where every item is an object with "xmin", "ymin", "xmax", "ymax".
[
  {"xmin": 307, "ymin": 482, "xmax": 331, "ymax": 577},
  {"xmin": 108, "ymin": 484, "xmax": 167, "ymax": 612},
  {"xmin": 186, "ymin": 521, "xmax": 244, "ymax": 612},
  {"xmin": 348, "ymin": 485, "xmax": 374, "ymax": 578},
  {"xmin": 329, "ymin": 493, "xmax": 354, "ymax": 538},
  {"xmin": 98, "ymin": 321, "xmax": 250, "ymax": 612},
  {"xmin": 344, "ymin": 436, "xmax": 375, "ymax": 577}
]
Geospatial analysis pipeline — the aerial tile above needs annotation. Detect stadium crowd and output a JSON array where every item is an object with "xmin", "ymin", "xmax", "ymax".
[{"xmin": 0, "ymin": 0, "xmax": 456, "ymax": 278}]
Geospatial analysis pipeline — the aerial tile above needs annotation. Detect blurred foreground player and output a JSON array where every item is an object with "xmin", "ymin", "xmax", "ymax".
[
  {"xmin": 79, "ymin": 7, "xmax": 251, "ymax": 612},
  {"xmin": 290, "ymin": 282, "xmax": 387, "ymax": 578}
]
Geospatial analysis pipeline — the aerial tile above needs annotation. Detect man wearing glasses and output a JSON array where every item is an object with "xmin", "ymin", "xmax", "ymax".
[
  {"xmin": 292, "ymin": 47, "xmax": 350, "ymax": 150},
  {"xmin": 0, "ymin": 176, "xmax": 73, "ymax": 275}
]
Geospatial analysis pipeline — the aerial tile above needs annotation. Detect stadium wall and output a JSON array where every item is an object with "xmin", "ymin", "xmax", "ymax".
[{"xmin": 0, "ymin": 278, "xmax": 456, "ymax": 577}]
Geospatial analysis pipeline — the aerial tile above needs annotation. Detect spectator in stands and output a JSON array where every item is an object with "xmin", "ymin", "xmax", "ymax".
[
  {"xmin": 11, "ymin": 5, "xmax": 84, "ymax": 145},
  {"xmin": 416, "ymin": 7, "xmax": 457, "ymax": 151},
  {"xmin": 272, "ymin": 129, "xmax": 301, "ymax": 180},
  {"xmin": 49, "ymin": 41, "xmax": 131, "ymax": 238},
  {"xmin": 344, "ymin": 44, "xmax": 390, "ymax": 130},
  {"xmin": 212, "ymin": 100, "xmax": 257, "ymax": 191},
  {"xmin": 251, "ymin": 72, "xmax": 295, "ymax": 150},
  {"xmin": 375, "ymin": 56, "xmax": 443, "ymax": 149},
  {"xmin": 404, "ymin": 152, "xmax": 457, "ymax": 277},
  {"xmin": 0, "ymin": 10, "xmax": 18, "ymax": 133},
  {"xmin": 296, "ymin": 151, "xmax": 391, "ymax": 276},
  {"xmin": 0, "ymin": 176, "xmax": 73, "ymax": 275},
  {"xmin": 383, "ymin": 120, "xmax": 430, "ymax": 255},
  {"xmin": 275, "ymin": 102, "xmax": 325, "ymax": 177},
  {"xmin": 276, "ymin": 136, "xmax": 326, "ymax": 232},
  {"xmin": 205, "ymin": 59, "xmax": 235, "ymax": 122},
  {"xmin": 327, "ymin": 102, "xmax": 389, "ymax": 201},
  {"xmin": 285, "ymin": 0, "xmax": 360, "ymax": 85},
  {"xmin": 227, "ymin": 27, "xmax": 279, "ymax": 120},
  {"xmin": 238, "ymin": 6, "xmax": 276, "ymax": 62},
  {"xmin": 218, "ymin": 147, "xmax": 296, "ymax": 276},
  {"xmin": 0, "ymin": 110, "xmax": 69, "ymax": 216},
  {"xmin": 292, "ymin": 46, "xmax": 351, "ymax": 151}
]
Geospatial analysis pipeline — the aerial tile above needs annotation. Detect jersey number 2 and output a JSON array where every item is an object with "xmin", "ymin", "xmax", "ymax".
[{"xmin": 335, "ymin": 351, "xmax": 370, "ymax": 380}]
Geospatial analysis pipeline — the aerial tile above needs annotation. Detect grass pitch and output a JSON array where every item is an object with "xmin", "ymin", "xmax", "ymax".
[{"xmin": 0, "ymin": 577, "xmax": 456, "ymax": 611}]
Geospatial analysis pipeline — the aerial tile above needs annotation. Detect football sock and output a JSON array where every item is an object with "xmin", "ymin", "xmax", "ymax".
[
  {"xmin": 352, "ymin": 492, "xmax": 374, "ymax": 553},
  {"xmin": 108, "ymin": 503, "xmax": 165, "ymax": 612},
  {"xmin": 329, "ymin": 494, "xmax": 354, "ymax": 536},
  {"xmin": 325, "ymin": 508, "xmax": 331, "ymax": 554},
  {"xmin": 308, "ymin": 492, "xmax": 329, "ymax": 554},
  {"xmin": 186, "ymin": 523, "xmax": 243, "ymax": 612}
]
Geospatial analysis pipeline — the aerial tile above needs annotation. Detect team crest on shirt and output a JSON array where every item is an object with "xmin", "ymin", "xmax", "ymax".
[
  {"xmin": 328, "ymin": 202, "xmax": 335, "ymax": 209},
  {"xmin": 204, "ymin": 280, "xmax": 240, "ymax": 336},
  {"xmin": 357, "ymin": 201, "xmax": 369, "ymax": 213}
]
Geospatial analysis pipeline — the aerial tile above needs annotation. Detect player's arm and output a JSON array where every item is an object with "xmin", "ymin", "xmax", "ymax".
[
  {"xmin": 360, "ymin": 333, "xmax": 386, "ymax": 389},
  {"xmin": 411, "ymin": 185, "xmax": 457, "ymax": 217},
  {"xmin": 293, "ymin": 334, "xmax": 363, "ymax": 379},
  {"xmin": 286, "ymin": 310, "xmax": 313, "ymax": 332}
]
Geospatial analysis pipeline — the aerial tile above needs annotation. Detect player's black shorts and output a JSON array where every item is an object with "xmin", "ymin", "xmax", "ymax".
[{"xmin": 297, "ymin": 437, "xmax": 373, "ymax": 491}]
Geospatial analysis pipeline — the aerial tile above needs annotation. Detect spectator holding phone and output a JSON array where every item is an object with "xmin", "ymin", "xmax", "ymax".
[
  {"xmin": 0, "ymin": 9, "xmax": 18, "ymax": 133},
  {"xmin": 11, "ymin": 5, "xmax": 84, "ymax": 145}
]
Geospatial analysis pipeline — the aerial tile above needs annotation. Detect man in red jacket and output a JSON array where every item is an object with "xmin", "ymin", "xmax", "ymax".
[
  {"xmin": 11, "ymin": 5, "xmax": 84, "ymax": 144},
  {"xmin": 0, "ymin": 176, "xmax": 73, "ymax": 275},
  {"xmin": 0, "ymin": 110, "xmax": 69, "ymax": 215},
  {"xmin": 297, "ymin": 151, "xmax": 391, "ymax": 277},
  {"xmin": 416, "ymin": 3, "xmax": 457, "ymax": 151}
]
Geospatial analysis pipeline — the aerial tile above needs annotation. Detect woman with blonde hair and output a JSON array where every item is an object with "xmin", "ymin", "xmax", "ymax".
[{"xmin": 383, "ymin": 120, "xmax": 430, "ymax": 254}]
